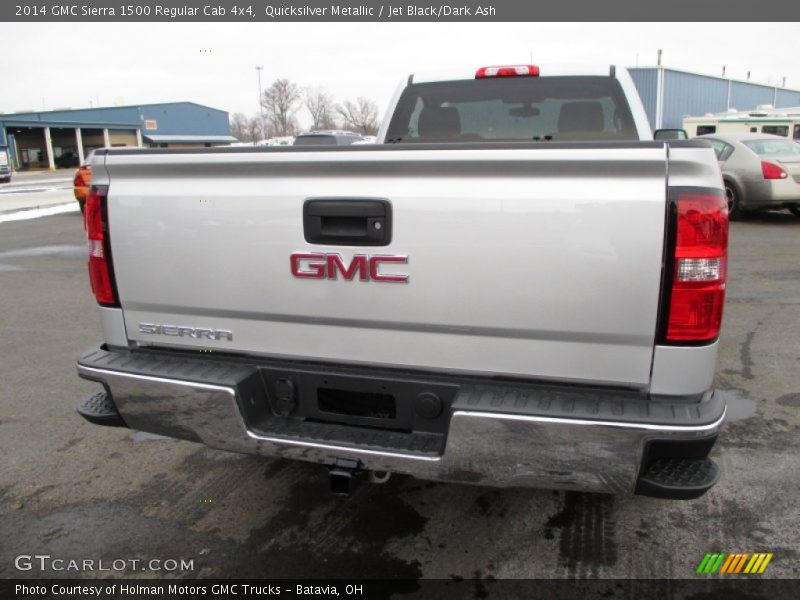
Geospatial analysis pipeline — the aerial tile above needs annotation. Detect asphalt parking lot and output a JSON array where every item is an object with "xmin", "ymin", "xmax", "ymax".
[
  {"xmin": 0, "ymin": 208, "xmax": 798, "ymax": 584},
  {"xmin": 0, "ymin": 172, "xmax": 74, "ymax": 215}
]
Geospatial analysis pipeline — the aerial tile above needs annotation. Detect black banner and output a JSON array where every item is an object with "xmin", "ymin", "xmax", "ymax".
[
  {"xmin": 3, "ymin": 0, "xmax": 800, "ymax": 22},
  {"xmin": 2, "ymin": 579, "xmax": 799, "ymax": 600}
]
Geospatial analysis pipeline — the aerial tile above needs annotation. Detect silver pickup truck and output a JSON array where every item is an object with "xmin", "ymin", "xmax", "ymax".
[{"xmin": 76, "ymin": 65, "xmax": 728, "ymax": 499}]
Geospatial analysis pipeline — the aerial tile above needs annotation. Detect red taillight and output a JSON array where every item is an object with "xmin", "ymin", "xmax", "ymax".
[
  {"xmin": 475, "ymin": 65, "xmax": 540, "ymax": 78},
  {"xmin": 74, "ymin": 172, "xmax": 85, "ymax": 187},
  {"xmin": 761, "ymin": 161, "xmax": 788, "ymax": 180},
  {"xmin": 665, "ymin": 191, "xmax": 728, "ymax": 342},
  {"xmin": 85, "ymin": 186, "xmax": 118, "ymax": 306}
]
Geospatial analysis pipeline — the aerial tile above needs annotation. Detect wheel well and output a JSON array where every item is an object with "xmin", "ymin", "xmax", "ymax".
[
  {"xmin": 722, "ymin": 177, "xmax": 739, "ymax": 193},
  {"xmin": 722, "ymin": 177, "xmax": 746, "ymax": 205}
]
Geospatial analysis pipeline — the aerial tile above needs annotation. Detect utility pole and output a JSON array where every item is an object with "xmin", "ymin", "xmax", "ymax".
[
  {"xmin": 255, "ymin": 65, "xmax": 265, "ymax": 141},
  {"xmin": 655, "ymin": 49, "xmax": 664, "ymax": 129}
]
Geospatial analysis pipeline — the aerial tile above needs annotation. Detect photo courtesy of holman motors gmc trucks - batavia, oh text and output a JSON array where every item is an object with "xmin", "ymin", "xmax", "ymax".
[{"xmin": 75, "ymin": 64, "xmax": 729, "ymax": 500}]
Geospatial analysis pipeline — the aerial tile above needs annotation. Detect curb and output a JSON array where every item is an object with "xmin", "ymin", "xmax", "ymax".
[{"xmin": 0, "ymin": 178, "xmax": 72, "ymax": 189}]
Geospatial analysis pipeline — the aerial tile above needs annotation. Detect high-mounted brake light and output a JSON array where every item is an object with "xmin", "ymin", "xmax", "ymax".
[
  {"xmin": 664, "ymin": 190, "xmax": 728, "ymax": 342},
  {"xmin": 761, "ymin": 161, "xmax": 788, "ymax": 180},
  {"xmin": 475, "ymin": 65, "xmax": 540, "ymax": 79},
  {"xmin": 85, "ymin": 185, "xmax": 118, "ymax": 306}
]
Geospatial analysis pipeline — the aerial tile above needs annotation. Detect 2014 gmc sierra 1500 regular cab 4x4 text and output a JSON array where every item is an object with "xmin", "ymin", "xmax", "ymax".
[{"xmin": 76, "ymin": 64, "xmax": 728, "ymax": 499}]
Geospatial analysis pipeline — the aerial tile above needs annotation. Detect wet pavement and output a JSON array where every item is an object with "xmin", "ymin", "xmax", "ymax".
[
  {"xmin": 0, "ymin": 186, "xmax": 74, "ymax": 215},
  {"xmin": 0, "ymin": 210, "xmax": 798, "ymax": 584}
]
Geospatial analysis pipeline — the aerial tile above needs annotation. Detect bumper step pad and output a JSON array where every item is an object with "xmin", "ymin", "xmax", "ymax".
[
  {"xmin": 636, "ymin": 457, "xmax": 720, "ymax": 499},
  {"xmin": 77, "ymin": 391, "xmax": 127, "ymax": 428}
]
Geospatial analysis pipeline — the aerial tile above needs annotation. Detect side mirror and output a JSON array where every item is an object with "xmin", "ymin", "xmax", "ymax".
[{"xmin": 654, "ymin": 128, "xmax": 689, "ymax": 140}]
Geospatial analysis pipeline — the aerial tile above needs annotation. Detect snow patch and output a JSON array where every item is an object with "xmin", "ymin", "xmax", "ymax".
[{"xmin": 0, "ymin": 202, "xmax": 79, "ymax": 224}]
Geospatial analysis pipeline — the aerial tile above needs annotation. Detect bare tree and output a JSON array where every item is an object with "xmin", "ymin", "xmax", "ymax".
[
  {"xmin": 246, "ymin": 116, "xmax": 265, "ymax": 143},
  {"xmin": 304, "ymin": 87, "xmax": 338, "ymax": 130},
  {"xmin": 336, "ymin": 97, "xmax": 380, "ymax": 135},
  {"xmin": 229, "ymin": 112, "xmax": 249, "ymax": 142},
  {"xmin": 261, "ymin": 78, "xmax": 301, "ymax": 136}
]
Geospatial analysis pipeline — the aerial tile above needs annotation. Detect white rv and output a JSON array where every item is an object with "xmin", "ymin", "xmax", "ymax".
[{"xmin": 684, "ymin": 106, "xmax": 800, "ymax": 140}]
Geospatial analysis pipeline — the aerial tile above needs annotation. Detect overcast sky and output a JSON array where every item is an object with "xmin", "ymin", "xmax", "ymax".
[{"xmin": 2, "ymin": 22, "xmax": 799, "ymax": 127}]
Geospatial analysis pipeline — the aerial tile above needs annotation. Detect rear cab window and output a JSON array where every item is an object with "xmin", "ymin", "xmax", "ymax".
[{"xmin": 385, "ymin": 76, "xmax": 639, "ymax": 143}]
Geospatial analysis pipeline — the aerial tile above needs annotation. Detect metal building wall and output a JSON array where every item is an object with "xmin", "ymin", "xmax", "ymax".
[
  {"xmin": 729, "ymin": 82, "xmax": 777, "ymax": 112},
  {"xmin": 661, "ymin": 70, "xmax": 728, "ymax": 129},
  {"xmin": 628, "ymin": 68, "xmax": 659, "ymax": 128},
  {"xmin": 775, "ymin": 89, "xmax": 800, "ymax": 108},
  {"xmin": 626, "ymin": 67, "xmax": 800, "ymax": 130},
  {"xmin": 138, "ymin": 103, "xmax": 230, "ymax": 135}
]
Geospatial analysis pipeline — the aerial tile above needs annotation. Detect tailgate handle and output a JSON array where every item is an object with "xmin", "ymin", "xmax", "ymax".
[{"xmin": 303, "ymin": 198, "xmax": 392, "ymax": 246}]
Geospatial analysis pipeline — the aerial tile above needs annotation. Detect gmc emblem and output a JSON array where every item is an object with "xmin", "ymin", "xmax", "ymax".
[{"xmin": 290, "ymin": 252, "xmax": 409, "ymax": 283}]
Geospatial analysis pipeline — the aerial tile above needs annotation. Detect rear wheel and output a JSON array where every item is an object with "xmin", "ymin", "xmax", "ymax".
[{"xmin": 725, "ymin": 181, "xmax": 744, "ymax": 220}]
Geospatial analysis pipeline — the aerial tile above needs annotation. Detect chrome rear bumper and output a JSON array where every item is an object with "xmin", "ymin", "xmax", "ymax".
[{"xmin": 77, "ymin": 346, "xmax": 725, "ymax": 495}]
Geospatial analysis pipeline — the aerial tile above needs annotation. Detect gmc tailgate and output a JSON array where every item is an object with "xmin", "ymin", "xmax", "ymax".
[{"xmin": 100, "ymin": 144, "xmax": 667, "ymax": 389}]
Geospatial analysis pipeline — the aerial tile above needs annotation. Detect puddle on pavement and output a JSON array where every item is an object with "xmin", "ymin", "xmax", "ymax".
[
  {"xmin": 776, "ymin": 393, "xmax": 800, "ymax": 408},
  {"xmin": 0, "ymin": 244, "xmax": 85, "ymax": 259},
  {"xmin": 717, "ymin": 389, "xmax": 757, "ymax": 422}
]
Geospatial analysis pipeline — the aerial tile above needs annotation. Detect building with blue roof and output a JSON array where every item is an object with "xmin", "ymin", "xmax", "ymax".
[{"xmin": 0, "ymin": 102, "xmax": 236, "ymax": 171}]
